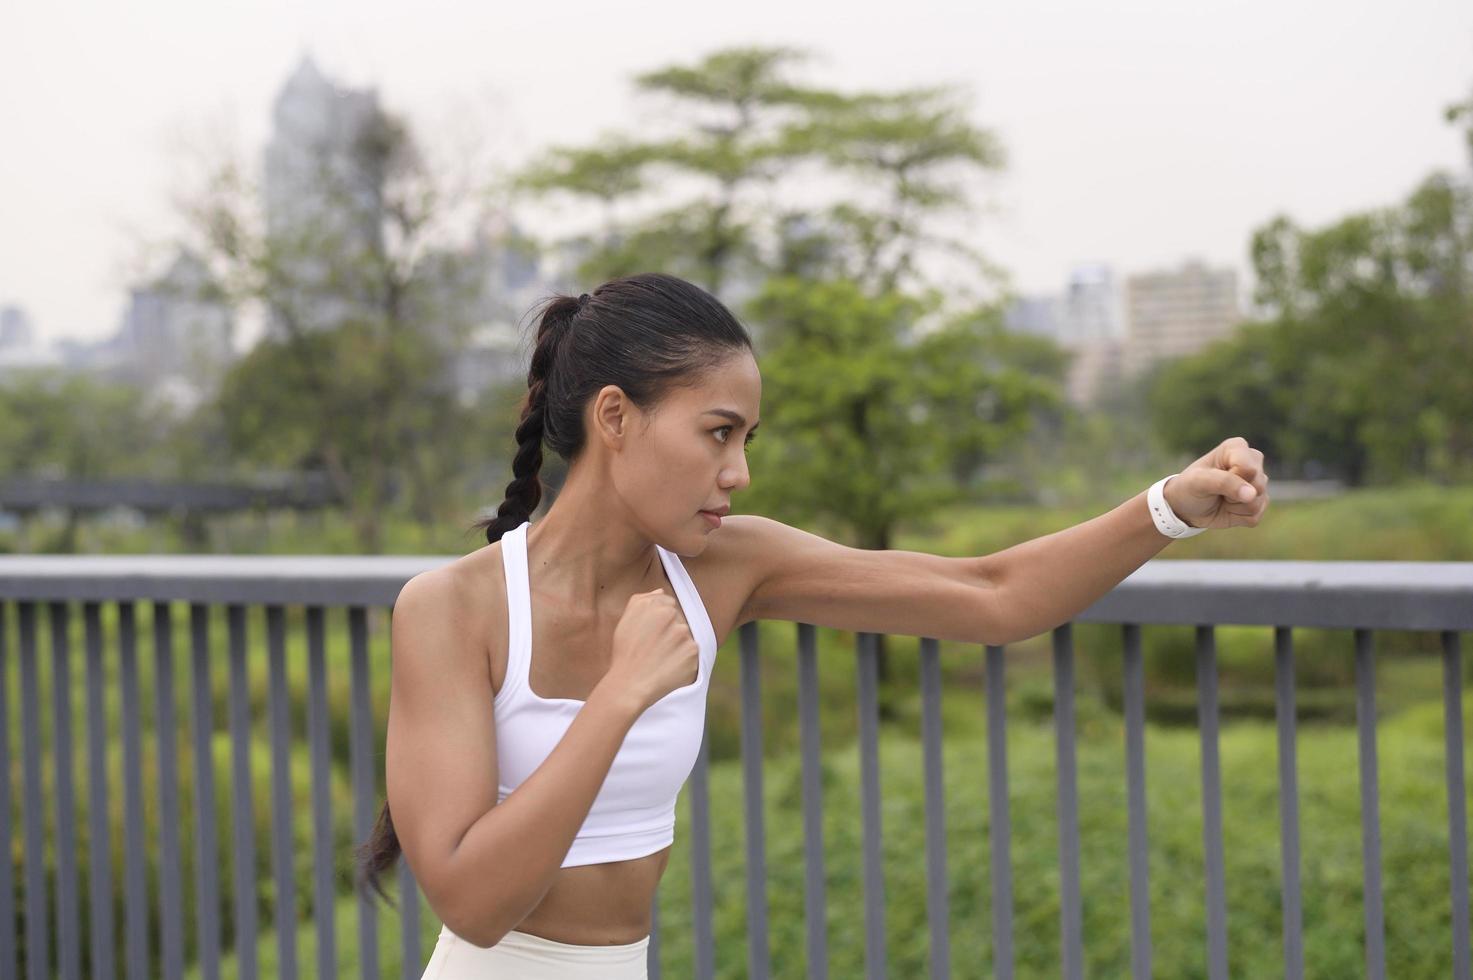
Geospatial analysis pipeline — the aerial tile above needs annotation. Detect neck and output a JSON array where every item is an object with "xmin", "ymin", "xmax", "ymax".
[{"xmin": 522, "ymin": 468, "xmax": 662, "ymax": 615}]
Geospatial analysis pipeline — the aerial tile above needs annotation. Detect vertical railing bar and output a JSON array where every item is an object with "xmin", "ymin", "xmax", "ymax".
[
  {"xmin": 1274, "ymin": 626, "xmax": 1304, "ymax": 980},
  {"xmin": 304, "ymin": 606, "xmax": 337, "ymax": 980},
  {"xmin": 226, "ymin": 603, "xmax": 258, "ymax": 980},
  {"xmin": 1443, "ymin": 630, "xmax": 1471, "ymax": 980},
  {"xmin": 1052, "ymin": 623, "xmax": 1083, "ymax": 980},
  {"xmin": 647, "ymin": 895, "xmax": 661, "ymax": 979},
  {"xmin": 858, "ymin": 631, "xmax": 887, "ymax": 980},
  {"xmin": 396, "ymin": 588, "xmax": 422, "ymax": 980},
  {"xmin": 398, "ymin": 854, "xmax": 419, "ymax": 979},
  {"xmin": 83, "ymin": 603, "xmax": 115, "ymax": 980},
  {"xmin": 1354, "ymin": 628, "xmax": 1386, "ymax": 979},
  {"xmin": 1122, "ymin": 623, "xmax": 1152, "ymax": 980},
  {"xmin": 0, "ymin": 603, "xmax": 20, "ymax": 980},
  {"xmin": 797, "ymin": 622, "xmax": 829, "ymax": 980},
  {"xmin": 120, "ymin": 602, "xmax": 151, "ymax": 980},
  {"xmin": 1442, "ymin": 630, "xmax": 1470, "ymax": 980},
  {"xmin": 152, "ymin": 601, "xmax": 185, "ymax": 980},
  {"xmin": 919, "ymin": 637, "xmax": 951, "ymax": 980},
  {"xmin": 739, "ymin": 620, "xmax": 771, "ymax": 979},
  {"xmin": 985, "ymin": 643, "xmax": 1014, "ymax": 980},
  {"xmin": 348, "ymin": 605, "xmax": 379, "ymax": 980},
  {"xmin": 48, "ymin": 601, "xmax": 81, "ymax": 980},
  {"xmin": 19, "ymin": 602, "xmax": 50, "ymax": 980},
  {"xmin": 265, "ymin": 605, "xmax": 298, "ymax": 980},
  {"xmin": 189, "ymin": 603, "xmax": 222, "ymax": 980},
  {"xmin": 1196, "ymin": 624, "xmax": 1229, "ymax": 980},
  {"xmin": 688, "ymin": 722, "xmax": 716, "ymax": 980}
]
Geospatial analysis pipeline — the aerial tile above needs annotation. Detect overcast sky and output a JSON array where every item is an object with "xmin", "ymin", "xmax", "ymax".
[{"xmin": 2, "ymin": 0, "xmax": 1470, "ymax": 346}]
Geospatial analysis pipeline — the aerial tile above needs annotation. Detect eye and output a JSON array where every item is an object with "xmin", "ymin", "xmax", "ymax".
[{"xmin": 715, "ymin": 426, "xmax": 756, "ymax": 452}]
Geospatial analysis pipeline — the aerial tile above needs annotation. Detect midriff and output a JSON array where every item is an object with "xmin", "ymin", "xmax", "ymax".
[{"xmin": 512, "ymin": 845, "xmax": 672, "ymax": 945}]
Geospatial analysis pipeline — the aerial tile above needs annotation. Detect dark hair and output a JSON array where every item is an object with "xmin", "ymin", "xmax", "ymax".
[{"xmin": 354, "ymin": 271, "xmax": 754, "ymax": 907}]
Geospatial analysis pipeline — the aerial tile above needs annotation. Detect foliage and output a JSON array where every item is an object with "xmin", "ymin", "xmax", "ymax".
[
  {"xmin": 173, "ymin": 101, "xmax": 503, "ymax": 550},
  {"xmin": 739, "ymin": 276, "xmax": 1067, "ymax": 548},
  {"xmin": 1149, "ymin": 165, "xmax": 1473, "ymax": 486}
]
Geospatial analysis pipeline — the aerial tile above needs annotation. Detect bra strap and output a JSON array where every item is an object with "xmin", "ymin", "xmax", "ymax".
[{"xmin": 498, "ymin": 520, "xmax": 534, "ymax": 702}]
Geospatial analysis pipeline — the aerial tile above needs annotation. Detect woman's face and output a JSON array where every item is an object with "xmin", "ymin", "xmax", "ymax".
[{"xmin": 600, "ymin": 351, "xmax": 762, "ymax": 555}]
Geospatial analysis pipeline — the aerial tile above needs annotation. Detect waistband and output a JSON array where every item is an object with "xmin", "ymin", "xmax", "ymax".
[{"xmin": 447, "ymin": 923, "xmax": 650, "ymax": 963}]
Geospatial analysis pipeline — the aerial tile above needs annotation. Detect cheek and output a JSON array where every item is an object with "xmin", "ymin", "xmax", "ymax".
[{"xmin": 619, "ymin": 436, "xmax": 705, "ymax": 499}]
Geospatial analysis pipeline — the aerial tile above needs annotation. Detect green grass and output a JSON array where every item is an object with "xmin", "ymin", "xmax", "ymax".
[{"xmin": 190, "ymin": 692, "xmax": 1473, "ymax": 979}]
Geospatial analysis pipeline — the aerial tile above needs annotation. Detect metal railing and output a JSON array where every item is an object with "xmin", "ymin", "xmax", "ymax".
[{"xmin": 0, "ymin": 556, "xmax": 1469, "ymax": 979}]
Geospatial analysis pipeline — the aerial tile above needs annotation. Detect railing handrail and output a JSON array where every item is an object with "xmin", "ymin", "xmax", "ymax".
[{"xmin": 2, "ymin": 556, "xmax": 1470, "ymax": 630}]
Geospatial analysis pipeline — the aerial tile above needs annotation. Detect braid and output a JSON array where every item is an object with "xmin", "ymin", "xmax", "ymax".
[
  {"xmin": 467, "ymin": 294, "xmax": 581, "ymax": 543},
  {"xmin": 362, "ymin": 297, "xmax": 582, "ymax": 906}
]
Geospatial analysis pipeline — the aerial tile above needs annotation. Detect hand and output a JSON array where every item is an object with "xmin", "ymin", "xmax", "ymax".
[
  {"xmin": 1164, "ymin": 436, "xmax": 1271, "ymax": 530},
  {"xmin": 601, "ymin": 588, "xmax": 700, "ymax": 716}
]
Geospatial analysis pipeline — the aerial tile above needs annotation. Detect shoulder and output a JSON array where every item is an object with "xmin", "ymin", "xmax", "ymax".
[
  {"xmin": 683, "ymin": 514, "xmax": 796, "ymax": 629},
  {"xmin": 391, "ymin": 542, "xmax": 505, "ymax": 663}
]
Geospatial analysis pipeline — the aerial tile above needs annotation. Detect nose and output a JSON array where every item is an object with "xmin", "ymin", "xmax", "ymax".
[{"xmin": 723, "ymin": 454, "xmax": 751, "ymax": 493}]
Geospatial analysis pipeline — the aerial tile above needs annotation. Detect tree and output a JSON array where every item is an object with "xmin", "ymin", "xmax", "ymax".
[
  {"xmin": 741, "ymin": 277, "xmax": 1067, "ymax": 686},
  {"xmin": 0, "ymin": 370, "xmax": 177, "ymax": 551},
  {"xmin": 507, "ymin": 45, "xmax": 1050, "ymax": 691},
  {"xmin": 510, "ymin": 46, "xmax": 1011, "ymax": 308},
  {"xmin": 173, "ymin": 102, "xmax": 505, "ymax": 551},
  {"xmin": 1156, "ymin": 167, "xmax": 1473, "ymax": 485}
]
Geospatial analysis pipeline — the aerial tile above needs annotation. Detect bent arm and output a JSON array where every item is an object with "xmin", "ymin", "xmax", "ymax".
[
  {"xmin": 386, "ymin": 571, "xmax": 644, "ymax": 950},
  {"xmin": 442, "ymin": 686, "xmax": 641, "ymax": 947}
]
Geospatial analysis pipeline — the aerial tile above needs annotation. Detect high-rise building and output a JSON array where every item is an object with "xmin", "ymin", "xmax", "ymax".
[
  {"xmin": 0, "ymin": 305, "xmax": 36, "ymax": 351},
  {"xmin": 116, "ymin": 249, "xmax": 234, "ymax": 410},
  {"xmin": 261, "ymin": 54, "xmax": 388, "ymax": 340},
  {"xmin": 1059, "ymin": 263, "xmax": 1123, "ymax": 346},
  {"xmin": 1122, "ymin": 259, "xmax": 1242, "ymax": 379},
  {"xmin": 1003, "ymin": 263, "xmax": 1126, "ymax": 407}
]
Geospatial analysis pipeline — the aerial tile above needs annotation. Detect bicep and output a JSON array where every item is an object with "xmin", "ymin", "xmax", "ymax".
[
  {"xmin": 385, "ymin": 570, "xmax": 500, "ymax": 928},
  {"xmin": 731, "ymin": 515, "xmax": 1006, "ymax": 645}
]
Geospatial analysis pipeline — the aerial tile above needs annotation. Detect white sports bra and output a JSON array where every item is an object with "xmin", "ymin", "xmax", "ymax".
[{"xmin": 493, "ymin": 519, "xmax": 718, "ymax": 867}]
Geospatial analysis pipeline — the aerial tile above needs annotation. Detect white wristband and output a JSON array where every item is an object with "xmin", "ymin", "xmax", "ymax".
[{"xmin": 1147, "ymin": 474, "xmax": 1207, "ymax": 539}]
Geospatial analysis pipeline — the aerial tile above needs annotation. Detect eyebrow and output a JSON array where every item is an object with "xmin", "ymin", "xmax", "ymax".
[{"xmin": 704, "ymin": 409, "xmax": 760, "ymax": 433}]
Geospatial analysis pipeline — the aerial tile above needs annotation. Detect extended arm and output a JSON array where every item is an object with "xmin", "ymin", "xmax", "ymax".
[{"xmin": 728, "ymin": 438, "xmax": 1269, "ymax": 647}]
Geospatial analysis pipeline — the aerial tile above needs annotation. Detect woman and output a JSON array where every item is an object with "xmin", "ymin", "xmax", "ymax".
[{"xmin": 356, "ymin": 271, "xmax": 1270, "ymax": 978}]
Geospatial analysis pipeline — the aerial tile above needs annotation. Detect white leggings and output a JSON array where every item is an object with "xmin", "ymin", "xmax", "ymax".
[{"xmin": 419, "ymin": 923, "xmax": 650, "ymax": 979}]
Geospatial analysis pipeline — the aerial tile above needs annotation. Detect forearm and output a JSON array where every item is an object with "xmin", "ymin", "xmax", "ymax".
[
  {"xmin": 445, "ymin": 685, "xmax": 642, "ymax": 947},
  {"xmin": 989, "ymin": 487, "xmax": 1172, "ymax": 645}
]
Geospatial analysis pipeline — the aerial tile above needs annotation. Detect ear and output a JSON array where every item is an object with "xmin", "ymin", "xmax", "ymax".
[{"xmin": 591, "ymin": 384, "xmax": 636, "ymax": 450}]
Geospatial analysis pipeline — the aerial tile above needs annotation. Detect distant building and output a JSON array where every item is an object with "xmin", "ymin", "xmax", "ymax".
[
  {"xmin": 1122, "ymin": 259, "xmax": 1242, "ymax": 379},
  {"xmin": 1003, "ymin": 294, "xmax": 1062, "ymax": 342},
  {"xmin": 0, "ymin": 304, "xmax": 63, "ymax": 380},
  {"xmin": 429, "ymin": 214, "xmax": 548, "ymax": 404},
  {"xmin": 14, "ymin": 250, "xmax": 234, "ymax": 410},
  {"xmin": 255, "ymin": 55, "xmax": 557, "ymax": 404},
  {"xmin": 0, "ymin": 305, "xmax": 36, "ymax": 350},
  {"xmin": 1060, "ymin": 264, "xmax": 1123, "ymax": 345},
  {"xmin": 1004, "ymin": 263, "xmax": 1126, "ymax": 407},
  {"xmin": 115, "ymin": 249, "xmax": 235, "ymax": 410},
  {"xmin": 261, "ymin": 54, "xmax": 388, "ymax": 340}
]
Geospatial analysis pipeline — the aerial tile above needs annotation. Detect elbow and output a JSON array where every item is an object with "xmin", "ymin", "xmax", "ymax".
[
  {"xmin": 441, "ymin": 903, "xmax": 510, "ymax": 950},
  {"xmin": 435, "ymin": 876, "xmax": 519, "ymax": 949},
  {"xmin": 975, "ymin": 565, "xmax": 1014, "ymax": 647},
  {"xmin": 460, "ymin": 926, "xmax": 508, "ymax": 950}
]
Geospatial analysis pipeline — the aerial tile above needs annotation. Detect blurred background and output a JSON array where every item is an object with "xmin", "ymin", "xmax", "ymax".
[{"xmin": 2, "ymin": 2, "xmax": 1471, "ymax": 978}]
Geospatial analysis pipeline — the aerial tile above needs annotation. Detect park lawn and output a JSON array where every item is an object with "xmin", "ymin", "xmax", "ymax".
[{"xmin": 190, "ymin": 691, "xmax": 1473, "ymax": 979}]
